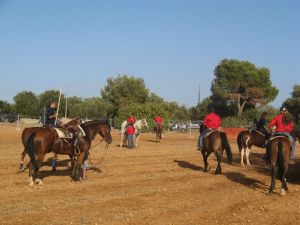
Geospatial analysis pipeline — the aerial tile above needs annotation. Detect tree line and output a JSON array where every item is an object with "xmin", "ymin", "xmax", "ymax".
[{"xmin": 1, "ymin": 59, "xmax": 299, "ymax": 128}]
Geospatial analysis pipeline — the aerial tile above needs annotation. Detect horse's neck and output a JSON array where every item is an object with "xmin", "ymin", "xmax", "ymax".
[
  {"xmin": 134, "ymin": 120, "xmax": 142, "ymax": 130},
  {"xmin": 84, "ymin": 125, "xmax": 98, "ymax": 140}
]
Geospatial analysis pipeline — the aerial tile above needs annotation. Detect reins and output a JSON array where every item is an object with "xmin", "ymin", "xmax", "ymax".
[{"xmin": 88, "ymin": 138, "xmax": 110, "ymax": 167}]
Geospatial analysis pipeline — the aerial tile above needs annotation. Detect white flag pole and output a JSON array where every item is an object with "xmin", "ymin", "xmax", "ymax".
[{"xmin": 55, "ymin": 88, "xmax": 62, "ymax": 125}]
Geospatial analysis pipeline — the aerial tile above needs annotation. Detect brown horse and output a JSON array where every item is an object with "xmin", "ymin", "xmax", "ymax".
[
  {"xmin": 199, "ymin": 124, "xmax": 223, "ymax": 174},
  {"xmin": 268, "ymin": 130, "xmax": 300, "ymax": 195},
  {"xmin": 154, "ymin": 124, "xmax": 163, "ymax": 142},
  {"xmin": 237, "ymin": 127, "xmax": 271, "ymax": 166},
  {"xmin": 18, "ymin": 118, "xmax": 81, "ymax": 172},
  {"xmin": 25, "ymin": 120, "xmax": 112, "ymax": 185}
]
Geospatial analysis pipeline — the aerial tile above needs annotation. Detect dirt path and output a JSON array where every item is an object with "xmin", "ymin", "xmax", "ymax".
[{"xmin": 0, "ymin": 124, "xmax": 300, "ymax": 225}]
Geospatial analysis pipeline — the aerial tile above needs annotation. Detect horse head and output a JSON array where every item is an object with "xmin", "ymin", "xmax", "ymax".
[
  {"xmin": 97, "ymin": 120, "xmax": 112, "ymax": 144},
  {"xmin": 82, "ymin": 120, "xmax": 112, "ymax": 144}
]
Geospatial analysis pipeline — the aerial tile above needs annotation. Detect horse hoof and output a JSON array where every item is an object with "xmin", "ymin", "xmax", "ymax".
[
  {"xmin": 280, "ymin": 189, "xmax": 286, "ymax": 196},
  {"xmin": 268, "ymin": 189, "xmax": 275, "ymax": 195},
  {"xmin": 35, "ymin": 179, "xmax": 44, "ymax": 186}
]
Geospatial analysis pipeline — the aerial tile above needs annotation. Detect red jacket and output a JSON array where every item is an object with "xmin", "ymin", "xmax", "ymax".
[
  {"xmin": 127, "ymin": 125, "xmax": 135, "ymax": 135},
  {"xmin": 154, "ymin": 116, "xmax": 163, "ymax": 123},
  {"xmin": 269, "ymin": 114, "xmax": 294, "ymax": 132},
  {"xmin": 127, "ymin": 116, "xmax": 136, "ymax": 124},
  {"xmin": 203, "ymin": 112, "xmax": 221, "ymax": 129}
]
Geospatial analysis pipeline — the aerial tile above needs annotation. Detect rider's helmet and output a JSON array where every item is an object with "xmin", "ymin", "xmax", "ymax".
[{"xmin": 280, "ymin": 106, "xmax": 287, "ymax": 113}]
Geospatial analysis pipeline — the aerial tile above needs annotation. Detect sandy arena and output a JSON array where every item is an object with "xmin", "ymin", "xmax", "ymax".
[{"xmin": 0, "ymin": 123, "xmax": 300, "ymax": 225}]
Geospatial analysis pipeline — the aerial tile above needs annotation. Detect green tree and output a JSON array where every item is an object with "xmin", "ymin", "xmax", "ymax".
[
  {"xmin": 0, "ymin": 100, "xmax": 13, "ymax": 114},
  {"xmin": 66, "ymin": 96, "xmax": 84, "ymax": 118},
  {"xmin": 211, "ymin": 59, "xmax": 278, "ymax": 117},
  {"xmin": 82, "ymin": 97, "xmax": 112, "ymax": 119},
  {"xmin": 14, "ymin": 91, "xmax": 39, "ymax": 116},
  {"xmin": 101, "ymin": 75, "xmax": 149, "ymax": 116},
  {"xmin": 284, "ymin": 85, "xmax": 300, "ymax": 126}
]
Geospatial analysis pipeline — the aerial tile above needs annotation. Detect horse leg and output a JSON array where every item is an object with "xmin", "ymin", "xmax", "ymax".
[
  {"xmin": 245, "ymin": 147, "xmax": 251, "ymax": 166},
  {"xmin": 201, "ymin": 151, "xmax": 210, "ymax": 172},
  {"xmin": 28, "ymin": 162, "xmax": 35, "ymax": 186},
  {"xmin": 214, "ymin": 150, "xmax": 223, "ymax": 174},
  {"xmin": 34, "ymin": 154, "xmax": 46, "ymax": 185},
  {"xmin": 240, "ymin": 148, "xmax": 245, "ymax": 166},
  {"xmin": 135, "ymin": 135, "xmax": 140, "ymax": 148},
  {"xmin": 269, "ymin": 164, "xmax": 276, "ymax": 194},
  {"xmin": 73, "ymin": 152, "xmax": 85, "ymax": 181},
  {"xmin": 18, "ymin": 150, "xmax": 27, "ymax": 172},
  {"xmin": 120, "ymin": 133, "xmax": 123, "ymax": 148}
]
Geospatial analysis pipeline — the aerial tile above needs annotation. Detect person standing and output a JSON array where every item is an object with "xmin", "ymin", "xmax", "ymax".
[
  {"xmin": 197, "ymin": 107, "xmax": 221, "ymax": 151},
  {"xmin": 126, "ymin": 123, "xmax": 135, "ymax": 149}
]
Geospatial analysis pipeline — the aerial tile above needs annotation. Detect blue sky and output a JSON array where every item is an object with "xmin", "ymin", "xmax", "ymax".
[{"xmin": 1, "ymin": 0, "xmax": 299, "ymax": 108}]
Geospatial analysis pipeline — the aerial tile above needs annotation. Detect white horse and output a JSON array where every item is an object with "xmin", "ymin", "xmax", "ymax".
[{"xmin": 120, "ymin": 119, "xmax": 149, "ymax": 148}]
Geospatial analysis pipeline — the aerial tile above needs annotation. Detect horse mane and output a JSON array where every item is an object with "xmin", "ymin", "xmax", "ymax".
[{"xmin": 82, "ymin": 119, "xmax": 109, "ymax": 127}]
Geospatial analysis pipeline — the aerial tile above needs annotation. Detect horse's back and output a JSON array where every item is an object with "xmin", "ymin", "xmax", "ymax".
[{"xmin": 205, "ymin": 130, "xmax": 222, "ymax": 151}]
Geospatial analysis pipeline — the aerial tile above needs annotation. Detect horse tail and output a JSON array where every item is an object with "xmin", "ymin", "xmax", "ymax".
[
  {"xmin": 25, "ymin": 132, "xmax": 40, "ymax": 172},
  {"xmin": 277, "ymin": 141, "xmax": 285, "ymax": 179},
  {"xmin": 220, "ymin": 132, "xmax": 233, "ymax": 163},
  {"xmin": 237, "ymin": 132, "xmax": 243, "ymax": 152}
]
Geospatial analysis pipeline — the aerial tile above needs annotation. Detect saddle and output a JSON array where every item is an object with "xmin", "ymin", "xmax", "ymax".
[
  {"xmin": 250, "ymin": 129, "xmax": 265, "ymax": 137},
  {"xmin": 54, "ymin": 128, "xmax": 73, "ymax": 139},
  {"xmin": 266, "ymin": 134, "xmax": 291, "ymax": 147},
  {"xmin": 203, "ymin": 129, "xmax": 218, "ymax": 139}
]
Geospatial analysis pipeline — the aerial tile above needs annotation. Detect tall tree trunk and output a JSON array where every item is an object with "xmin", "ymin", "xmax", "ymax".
[{"xmin": 237, "ymin": 95, "xmax": 247, "ymax": 117}]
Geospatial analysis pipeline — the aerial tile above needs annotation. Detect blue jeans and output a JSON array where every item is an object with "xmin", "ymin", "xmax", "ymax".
[
  {"xmin": 128, "ymin": 135, "xmax": 134, "ymax": 149},
  {"xmin": 197, "ymin": 128, "xmax": 211, "ymax": 150}
]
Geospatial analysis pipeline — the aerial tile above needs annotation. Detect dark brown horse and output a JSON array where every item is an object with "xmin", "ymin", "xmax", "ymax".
[
  {"xmin": 18, "ymin": 118, "xmax": 81, "ymax": 172},
  {"xmin": 154, "ymin": 124, "xmax": 163, "ymax": 142},
  {"xmin": 25, "ymin": 120, "xmax": 112, "ymax": 185},
  {"xmin": 268, "ymin": 130, "xmax": 300, "ymax": 195},
  {"xmin": 237, "ymin": 127, "xmax": 271, "ymax": 166},
  {"xmin": 199, "ymin": 124, "xmax": 223, "ymax": 174}
]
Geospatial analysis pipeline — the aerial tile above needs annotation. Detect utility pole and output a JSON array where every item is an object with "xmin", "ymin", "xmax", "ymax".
[
  {"xmin": 64, "ymin": 86, "xmax": 68, "ymax": 119},
  {"xmin": 197, "ymin": 83, "xmax": 201, "ymax": 119}
]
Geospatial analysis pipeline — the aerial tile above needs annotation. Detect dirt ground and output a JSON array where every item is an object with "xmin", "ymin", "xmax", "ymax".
[{"xmin": 1, "ymin": 123, "xmax": 300, "ymax": 225}]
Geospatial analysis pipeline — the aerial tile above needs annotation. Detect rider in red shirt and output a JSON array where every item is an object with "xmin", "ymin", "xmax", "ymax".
[
  {"xmin": 197, "ymin": 107, "xmax": 221, "ymax": 150},
  {"xmin": 265, "ymin": 106, "xmax": 296, "ymax": 164},
  {"xmin": 154, "ymin": 115, "xmax": 163, "ymax": 124}
]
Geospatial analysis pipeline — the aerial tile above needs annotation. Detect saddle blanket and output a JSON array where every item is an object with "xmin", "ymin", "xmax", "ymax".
[{"xmin": 54, "ymin": 128, "xmax": 73, "ymax": 139}]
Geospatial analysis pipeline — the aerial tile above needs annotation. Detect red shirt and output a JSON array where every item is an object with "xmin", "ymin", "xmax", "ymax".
[
  {"xmin": 269, "ymin": 114, "xmax": 294, "ymax": 132},
  {"xmin": 127, "ymin": 125, "xmax": 135, "ymax": 135},
  {"xmin": 127, "ymin": 116, "xmax": 136, "ymax": 124},
  {"xmin": 203, "ymin": 112, "xmax": 221, "ymax": 129},
  {"xmin": 154, "ymin": 116, "xmax": 163, "ymax": 123}
]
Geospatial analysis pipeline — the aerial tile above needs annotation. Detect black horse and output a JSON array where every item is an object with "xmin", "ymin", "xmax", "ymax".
[{"xmin": 25, "ymin": 120, "xmax": 112, "ymax": 185}]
